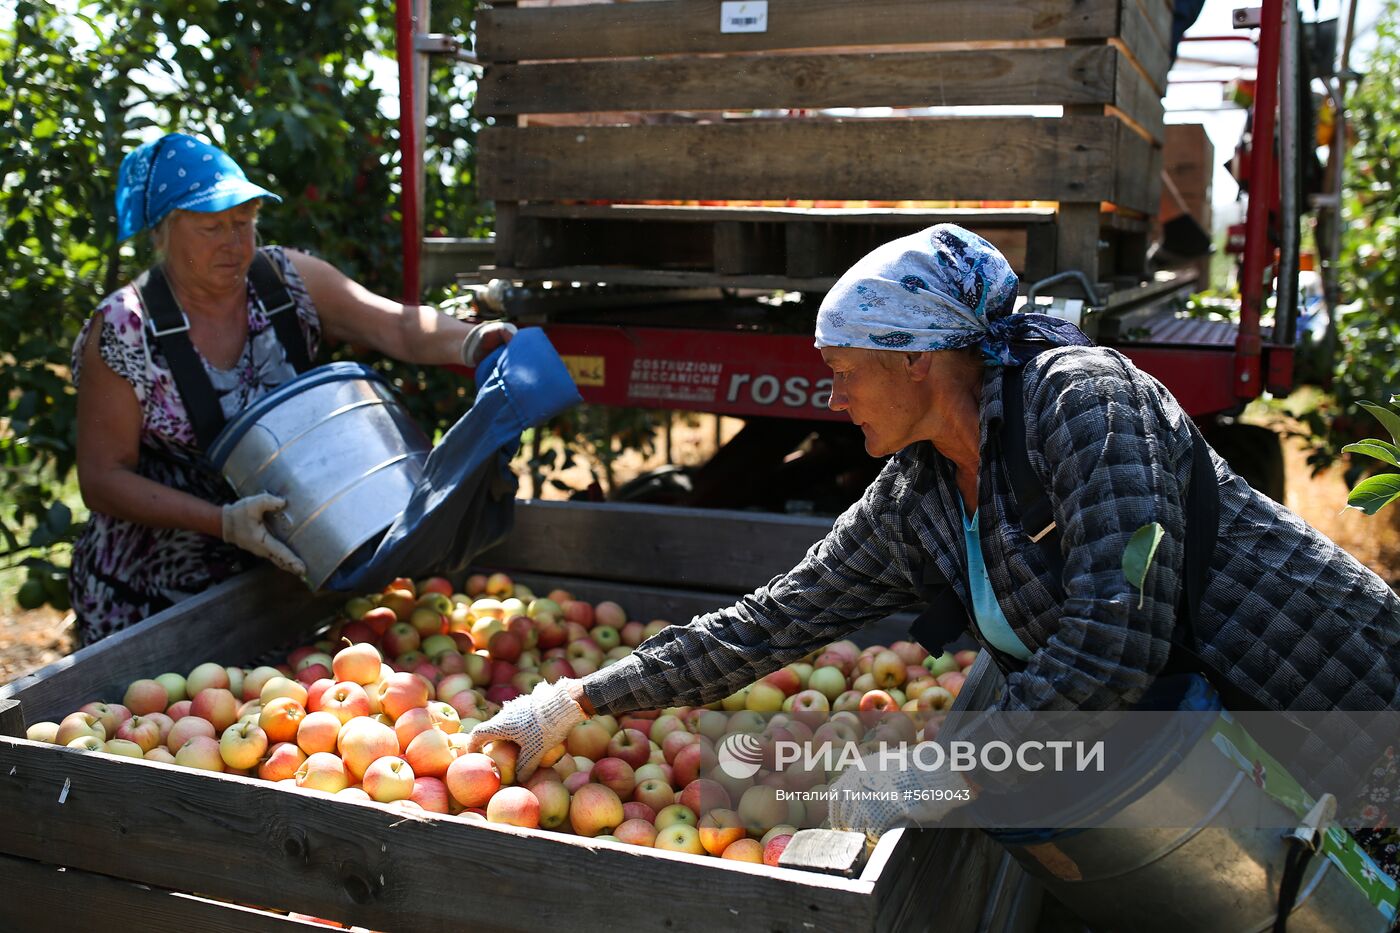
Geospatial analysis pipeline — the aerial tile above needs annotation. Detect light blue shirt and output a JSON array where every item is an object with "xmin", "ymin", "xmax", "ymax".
[{"xmin": 959, "ymin": 500, "xmax": 1033, "ymax": 662}]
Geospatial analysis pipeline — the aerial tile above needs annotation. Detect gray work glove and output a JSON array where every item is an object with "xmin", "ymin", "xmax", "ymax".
[
  {"xmin": 221, "ymin": 493, "xmax": 306, "ymax": 577},
  {"xmin": 466, "ymin": 678, "xmax": 586, "ymax": 781},
  {"xmin": 827, "ymin": 747, "xmax": 976, "ymax": 843},
  {"xmin": 460, "ymin": 321, "xmax": 519, "ymax": 367}
]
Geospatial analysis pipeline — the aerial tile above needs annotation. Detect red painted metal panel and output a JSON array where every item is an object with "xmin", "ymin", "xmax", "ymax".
[
  {"xmin": 1119, "ymin": 346, "xmax": 1240, "ymax": 418},
  {"xmin": 514, "ymin": 324, "xmax": 1247, "ymax": 422},
  {"xmin": 541, "ymin": 324, "xmax": 844, "ymax": 421}
]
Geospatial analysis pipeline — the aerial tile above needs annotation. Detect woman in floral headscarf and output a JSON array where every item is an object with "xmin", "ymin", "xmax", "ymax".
[
  {"xmin": 70, "ymin": 132, "xmax": 515, "ymax": 644},
  {"xmin": 468, "ymin": 225, "xmax": 1399, "ymax": 900}
]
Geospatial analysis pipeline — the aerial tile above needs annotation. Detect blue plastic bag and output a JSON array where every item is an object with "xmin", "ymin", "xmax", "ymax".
[{"xmin": 327, "ymin": 327, "xmax": 581, "ymax": 591}]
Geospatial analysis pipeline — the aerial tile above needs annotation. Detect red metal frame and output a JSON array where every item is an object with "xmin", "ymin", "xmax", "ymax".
[
  {"xmin": 1236, "ymin": 0, "xmax": 1283, "ymax": 400},
  {"xmin": 395, "ymin": 0, "xmax": 423, "ymax": 303}
]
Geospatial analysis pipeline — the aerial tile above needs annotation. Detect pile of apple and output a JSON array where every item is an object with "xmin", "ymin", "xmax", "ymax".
[{"xmin": 26, "ymin": 573, "xmax": 978, "ymax": 868}]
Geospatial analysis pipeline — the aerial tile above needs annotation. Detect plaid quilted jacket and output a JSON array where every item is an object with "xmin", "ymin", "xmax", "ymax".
[{"xmin": 584, "ymin": 347, "xmax": 1400, "ymax": 789}]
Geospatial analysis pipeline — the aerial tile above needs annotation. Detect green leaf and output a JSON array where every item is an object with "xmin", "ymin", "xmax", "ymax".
[
  {"xmin": 1359, "ymin": 401, "xmax": 1400, "ymax": 447},
  {"xmin": 1345, "ymin": 473, "xmax": 1400, "ymax": 516},
  {"xmin": 1122, "ymin": 522, "xmax": 1165, "ymax": 609},
  {"xmin": 1343, "ymin": 440, "xmax": 1400, "ymax": 469}
]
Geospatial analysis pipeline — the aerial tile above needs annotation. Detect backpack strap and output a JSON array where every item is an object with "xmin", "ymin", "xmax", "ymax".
[
  {"xmin": 134, "ymin": 265, "xmax": 227, "ymax": 450},
  {"xmin": 247, "ymin": 251, "xmax": 311, "ymax": 375},
  {"xmin": 999, "ymin": 364, "xmax": 1260, "ymax": 711}
]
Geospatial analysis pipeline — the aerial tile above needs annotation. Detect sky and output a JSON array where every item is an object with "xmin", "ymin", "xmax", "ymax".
[{"xmin": 1167, "ymin": 0, "xmax": 1387, "ymax": 227}]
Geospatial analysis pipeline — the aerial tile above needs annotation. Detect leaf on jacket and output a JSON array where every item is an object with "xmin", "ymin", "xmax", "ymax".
[{"xmin": 1123, "ymin": 522, "xmax": 1165, "ymax": 609}]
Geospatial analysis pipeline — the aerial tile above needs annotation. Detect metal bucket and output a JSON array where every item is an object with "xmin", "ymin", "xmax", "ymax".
[
  {"xmin": 208, "ymin": 362, "xmax": 431, "ymax": 589},
  {"xmin": 977, "ymin": 679, "xmax": 1391, "ymax": 932}
]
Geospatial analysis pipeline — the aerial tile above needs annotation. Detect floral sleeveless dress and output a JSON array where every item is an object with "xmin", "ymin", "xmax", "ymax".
[{"xmin": 69, "ymin": 246, "xmax": 321, "ymax": 644}]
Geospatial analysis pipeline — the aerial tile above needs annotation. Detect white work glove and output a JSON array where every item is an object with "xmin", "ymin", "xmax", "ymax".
[
  {"xmin": 466, "ymin": 678, "xmax": 586, "ymax": 781},
  {"xmin": 460, "ymin": 321, "xmax": 518, "ymax": 367},
  {"xmin": 221, "ymin": 494, "xmax": 306, "ymax": 578},
  {"xmin": 827, "ymin": 747, "xmax": 977, "ymax": 843}
]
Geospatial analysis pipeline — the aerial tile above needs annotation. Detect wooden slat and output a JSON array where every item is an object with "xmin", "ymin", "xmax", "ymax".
[
  {"xmin": 0, "ymin": 851, "xmax": 323, "ymax": 932},
  {"xmin": 517, "ymin": 203, "xmax": 1058, "ymax": 226},
  {"xmin": 0, "ymin": 740, "xmax": 885, "ymax": 932},
  {"xmin": 0, "ymin": 698, "xmax": 24, "ymax": 738},
  {"xmin": 478, "ymin": 0, "xmax": 1122, "ymax": 61},
  {"xmin": 477, "ymin": 500, "xmax": 832, "ymax": 593},
  {"xmin": 1112, "ymin": 46, "xmax": 1166, "ymax": 143},
  {"xmin": 1116, "ymin": 0, "xmax": 1171, "ymax": 93},
  {"xmin": 471, "ymin": 264, "xmax": 841, "ymax": 292},
  {"xmin": 872, "ymin": 828, "xmax": 1005, "ymax": 933},
  {"xmin": 479, "ymin": 47, "xmax": 1121, "ymax": 116},
  {"xmin": 0, "ymin": 568, "xmax": 341, "ymax": 724},
  {"xmin": 479, "ymin": 118, "xmax": 1125, "ymax": 204},
  {"xmin": 1115, "ymin": 120, "xmax": 1161, "ymax": 215}
]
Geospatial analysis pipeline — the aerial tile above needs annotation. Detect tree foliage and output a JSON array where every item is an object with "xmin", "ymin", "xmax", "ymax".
[
  {"xmin": 0, "ymin": 0, "xmax": 481, "ymax": 609},
  {"xmin": 1302, "ymin": 5, "xmax": 1400, "ymax": 466}
]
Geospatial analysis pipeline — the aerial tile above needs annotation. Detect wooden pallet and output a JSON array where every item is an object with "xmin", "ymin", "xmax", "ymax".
[
  {"xmin": 0, "ymin": 501, "xmax": 1039, "ymax": 932},
  {"xmin": 472, "ymin": 0, "xmax": 1171, "ymax": 293}
]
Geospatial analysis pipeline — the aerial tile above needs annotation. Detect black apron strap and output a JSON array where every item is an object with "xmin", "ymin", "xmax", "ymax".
[
  {"xmin": 247, "ymin": 252, "xmax": 311, "ymax": 374},
  {"xmin": 135, "ymin": 266, "xmax": 226, "ymax": 449},
  {"xmin": 908, "ymin": 563, "xmax": 973, "ymax": 658}
]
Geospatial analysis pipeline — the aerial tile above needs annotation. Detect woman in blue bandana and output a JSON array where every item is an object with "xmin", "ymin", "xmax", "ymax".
[
  {"xmin": 470, "ymin": 224, "xmax": 1398, "ymax": 888},
  {"xmin": 70, "ymin": 133, "xmax": 515, "ymax": 644}
]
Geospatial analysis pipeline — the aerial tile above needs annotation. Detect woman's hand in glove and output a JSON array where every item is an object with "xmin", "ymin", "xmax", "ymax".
[
  {"xmin": 466, "ymin": 677, "xmax": 588, "ymax": 781},
  {"xmin": 827, "ymin": 747, "xmax": 976, "ymax": 843},
  {"xmin": 221, "ymin": 494, "xmax": 306, "ymax": 577}
]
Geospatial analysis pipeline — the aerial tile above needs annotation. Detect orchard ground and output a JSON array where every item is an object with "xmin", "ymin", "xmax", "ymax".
[{"xmin": 2, "ymin": 408, "xmax": 1397, "ymax": 687}]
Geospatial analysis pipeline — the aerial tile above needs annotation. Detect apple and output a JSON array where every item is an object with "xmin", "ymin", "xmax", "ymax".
[
  {"xmin": 761, "ymin": 667, "xmax": 801, "ymax": 697},
  {"xmin": 632, "ymin": 777, "xmax": 676, "ymax": 813},
  {"xmin": 295, "ymin": 711, "xmax": 343, "ymax": 756},
  {"xmin": 165, "ymin": 717, "xmax": 214, "ymax": 754},
  {"xmin": 591, "ymin": 757, "xmax": 637, "ymax": 799},
  {"xmin": 304, "ymin": 678, "xmax": 336, "ymax": 713},
  {"xmin": 122, "ymin": 679, "xmax": 169, "ymax": 716},
  {"xmin": 190, "ymin": 688, "xmax": 239, "ymax": 732},
  {"xmin": 483, "ymin": 741, "xmax": 518, "ymax": 786},
  {"xmin": 25, "ymin": 722, "xmax": 59, "ymax": 744},
  {"xmin": 103, "ymin": 739, "xmax": 145, "ymax": 758},
  {"xmin": 375, "ymin": 671, "xmax": 430, "ymax": 721},
  {"xmin": 259, "ymin": 677, "xmax": 308, "ymax": 708},
  {"xmin": 79, "ymin": 702, "xmax": 131, "ymax": 740},
  {"xmin": 738, "ymin": 786, "xmax": 788, "ymax": 837},
  {"xmin": 218, "ymin": 719, "xmax": 269, "ymax": 769},
  {"xmin": 698, "ymin": 808, "xmax": 747, "ymax": 855},
  {"xmin": 484, "ymin": 572, "xmax": 513, "ymax": 598},
  {"xmin": 763, "ymin": 833, "xmax": 794, "ymax": 867},
  {"xmin": 143, "ymin": 711, "xmax": 174, "ymax": 744},
  {"xmin": 614, "ymin": 818, "xmax": 657, "ymax": 847},
  {"xmin": 622, "ymin": 801, "xmax": 657, "ymax": 824},
  {"xmin": 319, "ymin": 682, "xmax": 373, "ymax": 724},
  {"xmin": 871, "ymin": 650, "xmax": 906, "ymax": 689},
  {"xmin": 405, "ymin": 726, "xmax": 459, "ymax": 778},
  {"xmin": 382, "ymin": 623, "xmax": 421, "ymax": 659},
  {"xmin": 726, "ymin": 710, "xmax": 766, "ymax": 735},
  {"xmin": 173, "ymin": 734, "xmax": 225, "ymax": 772},
  {"xmin": 295, "ymin": 751, "xmax": 350, "ymax": 793},
  {"xmin": 722, "ymin": 838, "xmax": 764, "ymax": 862},
  {"xmin": 361, "ymin": 606, "xmax": 398, "ymax": 637},
  {"xmin": 446, "ymin": 752, "xmax": 500, "ymax": 807},
  {"xmin": 149, "ymin": 672, "xmax": 187, "ymax": 705},
  {"xmin": 337, "ymin": 717, "xmax": 400, "ymax": 780},
  {"xmin": 672, "ymin": 740, "xmax": 717, "ymax": 787},
  {"xmin": 832, "ymin": 690, "xmax": 863, "ymax": 714},
  {"xmin": 526, "ymin": 779, "xmax": 571, "ymax": 830},
  {"xmin": 144, "ymin": 747, "xmax": 177, "ymax": 764},
  {"xmin": 570, "ymin": 783, "xmax": 625, "ymax": 837},
  {"xmin": 647, "ymin": 714, "xmax": 687, "ymax": 749},
  {"xmin": 642, "ymin": 620, "xmax": 669, "ymax": 640},
  {"xmin": 186, "ymin": 662, "xmax": 230, "ymax": 697},
  {"xmin": 745, "ymin": 681, "xmax": 786, "ymax": 713},
  {"xmin": 363, "ymin": 756, "xmax": 416, "ymax": 803},
  {"xmin": 620, "ymin": 621, "xmax": 646, "ymax": 648},
  {"xmin": 259, "ymin": 742, "xmax": 307, "ymax": 781},
  {"xmin": 655, "ymin": 803, "xmax": 697, "ymax": 830},
  {"xmin": 380, "ymin": 588, "xmax": 416, "ymax": 623},
  {"xmin": 332, "ymin": 643, "xmax": 383, "ymax": 686},
  {"xmin": 565, "ymin": 720, "xmax": 612, "ymax": 761},
  {"xmin": 409, "ymin": 776, "xmax": 451, "ymax": 814},
  {"xmin": 954, "ymin": 650, "xmax": 979, "ymax": 669},
  {"xmin": 240, "ymin": 666, "xmax": 281, "ymax": 702},
  {"xmin": 259, "ymin": 697, "xmax": 306, "ymax": 744},
  {"xmin": 679, "ymin": 778, "xmax": 731, "ymax": 818},
  {"xmin": 486, "ymin": 785, "xmax": 540, "ymax": 828},
  {"xmin": 654, "ymin": 823, "xmax": 704, "ymax": 855},
  {"xmin": 67, "ymin": 736, "xmax": 105, "ymax": 752},
  {"xmin": 593, "ymin": 600, "xmax": 625, "ymax": 629},
  {"xmin": 936, "ymin": 671, "xmax": 966, "ymax": 696},
  {"xmin": 605, "ymin": 728, "xmax": 652, "ymax": 770},
  {"xmin": 808, "ymin": 666, "xmax": 848, "ymax": 703}
]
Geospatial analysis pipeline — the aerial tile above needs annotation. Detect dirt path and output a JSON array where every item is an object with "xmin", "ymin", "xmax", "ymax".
[{"xmin": 3, "ymin": 414, "xmax": 1396, "ymax": 687}]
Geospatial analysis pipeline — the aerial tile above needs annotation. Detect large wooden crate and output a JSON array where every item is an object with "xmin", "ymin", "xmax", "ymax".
[
  {"xmin": 0, "ymin": 502, "xmax": 1038, "ymax": 932},
  {"xmin": 473, "ymin": 0, "xmax": 1172, "ymax": 293}
]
